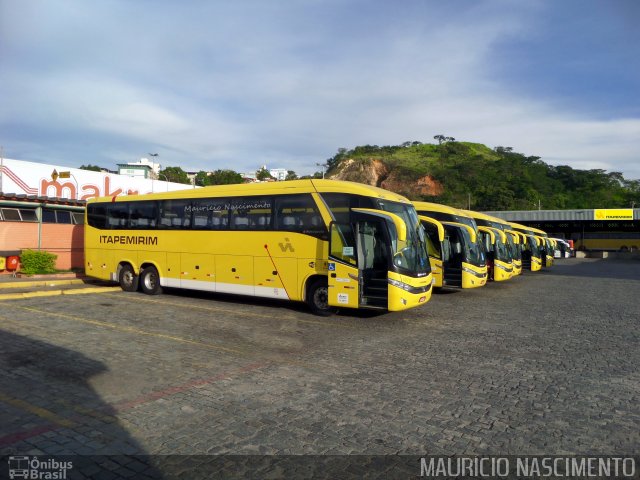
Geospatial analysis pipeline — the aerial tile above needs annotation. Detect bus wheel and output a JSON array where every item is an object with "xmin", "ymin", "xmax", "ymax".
[
  {"xmin": 118, "ymin": 264, "xmax": 139, "ymax": 292},
  {"xmin": 307, "ymin": 278, "xmax": 335, "ymax": 316},
  {"xmin": 140, "ymin": 266, "xmax": 163, "ymax": 295}
]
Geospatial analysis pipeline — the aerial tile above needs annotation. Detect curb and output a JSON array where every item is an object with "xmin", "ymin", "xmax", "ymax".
[
  {"xmin": 0, "ymin": 279, "xmax": 86, "ymax": 290},
  {"xmin": 0, "ymin": 286, "xmax": 122, "ymax": 300}
]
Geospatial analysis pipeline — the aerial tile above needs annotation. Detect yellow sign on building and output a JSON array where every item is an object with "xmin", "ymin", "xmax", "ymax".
[{"xmin": 593, "ymin": 209, "xmax": 634, "ymax": 220}]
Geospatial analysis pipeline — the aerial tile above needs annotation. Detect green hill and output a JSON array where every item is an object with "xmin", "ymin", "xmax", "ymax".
[{"xmin": 325, "ymin": 141, "xmax": 640, "ymax": 210}]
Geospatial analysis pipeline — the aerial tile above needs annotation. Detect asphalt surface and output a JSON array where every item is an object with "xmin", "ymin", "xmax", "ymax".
[{"xmin": 0, "ymin": 257, "xmax": 638, "ymax": 478}]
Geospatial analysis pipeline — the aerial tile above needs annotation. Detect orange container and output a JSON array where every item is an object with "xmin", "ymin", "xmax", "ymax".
[{"xmin": 6, "ymin": 256, "xmax": 19, "ymax": 271}]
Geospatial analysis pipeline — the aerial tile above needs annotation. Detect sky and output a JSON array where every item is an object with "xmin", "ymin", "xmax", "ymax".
[{"xmin": 1, "ymin": 0, "xmax": 639, "ymax": 180}]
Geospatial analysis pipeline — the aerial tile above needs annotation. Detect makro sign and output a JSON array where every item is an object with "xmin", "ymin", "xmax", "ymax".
[
  {"xmin": 593, "ymin": 209, "xmax": 634, "ymax": 221},
  {"xmin": 0, "ymin": 158, "xmax": 192, "ymax": 200}
]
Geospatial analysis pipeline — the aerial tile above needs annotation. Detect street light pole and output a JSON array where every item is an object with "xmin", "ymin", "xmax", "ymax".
[
  {"xmin": 316, "ymin": 163, "xmax": 327, "ymax": 179},
  {"xmin": 149, "ymin": 153, "xmax": 159, "ymax": 192},
  {"xmin": 158, "ymin": 173, "xmax": 169, "ymax": 192}
]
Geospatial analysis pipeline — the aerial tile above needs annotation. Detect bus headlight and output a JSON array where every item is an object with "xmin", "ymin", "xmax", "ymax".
[
  {"xmin": 495, "ymin": 263, "xmax": 512, "ymax": 272},
  {"xmin": 388, "ymin": 278, "xmax": 431, "ymax": 294},
  {"xmin": 461, "ymin": 266, "xmax": 486, "ymax": 278}
]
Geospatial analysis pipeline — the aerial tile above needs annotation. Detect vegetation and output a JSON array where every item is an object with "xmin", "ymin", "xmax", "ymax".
[
  {"xmin": 256, "ymin": 167, "xmax": 274, "ymax": 181},
  {"xmin": 325, "ymin": 141, "xmax": 640, "ymax": 210},
  {"xmin": 20, "ymin": 250, "xmax": 58, "ymax": 275},
  {"xmin": 159, "ymin": 166, "xmax": 190, "ymax": 184},
  {"xmin": 195, "ymin": 169, "xmax": 244, "ymax": 185},
  {"xmin": 79, "ymin": 164, "xmax": 103, "ymax": 172}
]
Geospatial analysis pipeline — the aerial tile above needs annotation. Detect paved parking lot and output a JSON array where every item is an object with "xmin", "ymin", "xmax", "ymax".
[{"xmin": 0, "ymin": 258, "xmax": 639, "ymax": 477}]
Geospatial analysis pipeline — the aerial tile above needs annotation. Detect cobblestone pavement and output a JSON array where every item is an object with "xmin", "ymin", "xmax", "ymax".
[{"xmin": 0, "ymin": 258, "xmax": 638, "ymax": 477}]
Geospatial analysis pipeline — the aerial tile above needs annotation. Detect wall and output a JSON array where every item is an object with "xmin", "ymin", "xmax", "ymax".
[{"xmin": 0, "ymin": 222, "xmax": 84, "ymax": 273}]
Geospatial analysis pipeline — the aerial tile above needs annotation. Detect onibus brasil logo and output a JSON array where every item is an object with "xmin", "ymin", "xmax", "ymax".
[{"xmin": 7, "ymin": 456, "xmax": 72, "ymax": 479}]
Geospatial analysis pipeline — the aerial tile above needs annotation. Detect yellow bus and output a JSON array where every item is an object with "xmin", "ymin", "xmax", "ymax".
[
  {"xmin": 85, "ymin": 179, "xmax": 433, "ymax": 315},
  {"xmin": 509, "ymin": 222, "xmax": 543, "ymax": 272},
  {"xmin": 463, "ymin": 210, "xmax": 519, "ymax": 279},
  {"xmin": 418, "ymin": 216, "xmax": 446, "ymax": 288},
  {"xmin": 526, "ymin": 225, "xmax": 554, "ymax": 267},
  {"xmin": 413, "ymin": 202, "xmax": 487, "ymax": 288}
]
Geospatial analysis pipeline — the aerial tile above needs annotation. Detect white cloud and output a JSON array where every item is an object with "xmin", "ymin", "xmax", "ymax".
[{"xmin": 1, "ymin": 0, "xmax": 639, "ymax": 180}]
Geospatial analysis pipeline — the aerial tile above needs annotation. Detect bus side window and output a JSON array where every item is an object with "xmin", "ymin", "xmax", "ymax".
[
  {"xmin": 87, "ymin": 204, "xmax": 108, "ymax": 228},
  {"xmin": 230, "ymin": 196, "xmax": 272, "ymax": 231},
  {"xmin": 106, "ymin": 202, "xmax": 130, "ymax": 229},
  {"xmin": 232, "ymin": 213, "xmax": 250, "ymax": 230},
  {"xmin": 275, "ymin": 194, "xmax": 326, "ymax": 238},
  {"xmin": 160, "ymin": 199, "xmax": 191, "ymax": 229},
  {"xmin": 129, "ymin": 201, "xmax": 157, "ymax": 229}
]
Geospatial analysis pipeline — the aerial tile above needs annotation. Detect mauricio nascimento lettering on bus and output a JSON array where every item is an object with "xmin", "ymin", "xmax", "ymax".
[
  {"xmin": 419, "ymin": 456, "xmax": 637, "ymax": 478},
  {"xmin": 99, "ymin": 235, "xmax": 158, "ymax": 245},
  {"xmin": 185, "ymin": 200, "xmax": 272, "ymax": 212}
]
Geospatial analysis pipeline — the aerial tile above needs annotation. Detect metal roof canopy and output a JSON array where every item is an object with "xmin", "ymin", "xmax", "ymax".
[{"xmin": 484, "ymin": 209, "xmax": 640, "ymax": 222}]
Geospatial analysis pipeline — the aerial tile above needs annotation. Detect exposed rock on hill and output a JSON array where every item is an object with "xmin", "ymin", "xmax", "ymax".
[{"xmin": 329, "ymin": 157, "xmax": 443, "ymax": 199}]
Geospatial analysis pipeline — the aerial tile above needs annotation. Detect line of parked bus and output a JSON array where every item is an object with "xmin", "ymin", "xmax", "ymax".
[
  {"xmin": 84, "ymin": 180, "xmax": 559, "ymax": 316},
  {"xmin": 413, "ymin": 202, "xmax": 558, "ymax": 292}
]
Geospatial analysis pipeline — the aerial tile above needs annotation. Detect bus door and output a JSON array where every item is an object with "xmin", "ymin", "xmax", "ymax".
[
  {"xmin": 328, "ymin": 210, "xmax": 403, "ymax": 309},
  {"xmin": 418, "ymin": 216, "xmax": 445, "ymax": 288},
  {"xmin": 439, "ymin": 222, "xmax": 466, "ymax": 288},
  {"xmin": 520, "ymin": 234, "xmax": 542, "ymax": 271},
  {"xmin": 505, "ymin": 230, "xmax": 522, "ymax": 275},
  {"xmin": 487, "ymin": 227, "xmax": 512, "ymax": 281},
  {"xmin": 478, "ymin": 226, "xmax": 496, "ymax": 279}
]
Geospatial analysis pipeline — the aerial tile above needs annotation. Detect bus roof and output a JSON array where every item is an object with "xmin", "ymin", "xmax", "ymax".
[
  {"xmin": 87, "ymin": 179, "xmax": 413, "ymax": 204},
  {"xmin": 461, "ymin": 209, "xmax": 511, "ymax": 227},
  {"xmin": 413, "ymin": 201, "xmax": 471, "ymax": 217},
  {"xmin": 525, "ymin": 225, "xmax": 548, "ymax": 236}
]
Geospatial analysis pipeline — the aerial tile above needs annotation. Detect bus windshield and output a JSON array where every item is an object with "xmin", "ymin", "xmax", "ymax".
[
  {"xmin": 505, "ymin": 233, "xmax": 521, "ymax": 260},
  {"xmin": 453, "ymin": 225, "xmax": 485, "ymax": 267},
  {"xmin": 493, "ymin": 233, "xmax": 510, "ymax": 262},
  {"xmin": 375, "ymin": 199, "xmax": 431, "ymax": 275},
  {"xmin": 527, "ymin": 235, "xmax": 541, "ymax": 256}
]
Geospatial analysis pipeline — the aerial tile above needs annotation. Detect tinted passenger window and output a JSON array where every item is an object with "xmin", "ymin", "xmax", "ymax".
[
  {"xmin": 229, "ymin": 197, "xmax": 272, "ymax": 230},
  {"xmin": 275, "ymin": 194, "xmax": 326, "ymax": 238},
  {"xmin": 107, "ymin": 203, "xmax": 129, "ymax": 229},
  {"xmin": 191, "ymin": 198, "xmax": 229, "ymax": 230},
  {"xmin": 87, "ymin": 204, "xmax": 107, "ymax": 228},
  {"xmin": 130, "ymin": 201, "xmax": 158, "ymax": 228},
  {"xmin": 320, "ymin": 193, "xmax": 376, "ymax": 223},
  {"xmin": 159, "ymin": 200, "xmax": 191, "ymax": 229}
]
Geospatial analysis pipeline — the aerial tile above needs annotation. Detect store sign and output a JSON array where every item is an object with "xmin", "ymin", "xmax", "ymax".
[
  {"xmin": 0, "ymin": 158, "xmax": 191, "ymax": 200},
  {"xmin": 593, "ymin": 209, "xmax": 634, "ymax": 220}
]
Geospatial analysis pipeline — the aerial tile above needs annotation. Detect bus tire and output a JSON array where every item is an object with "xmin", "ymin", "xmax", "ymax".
[
  {"xmin": 118, "ymin": 264, "xmax": 139, "ymax": 292},
  {"xmin": 140, "ymin": 266, "xmax": 163, "ymax": 295},
  {"xmin": 306, "ymin": 278, "xmax": 335, "ymax": 316}
]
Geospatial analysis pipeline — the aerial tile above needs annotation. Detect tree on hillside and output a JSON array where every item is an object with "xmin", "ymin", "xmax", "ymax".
[
  {"xmin": 79, "ymin": 164, "xmax": 102, "ymax": 172},
  {"xmin": 159, "ymin": 166, "xmax": 190, "ymax": 184},
  {"xmin": 434, "ymin": 135, "xmax": 455, "ymax": 145}
]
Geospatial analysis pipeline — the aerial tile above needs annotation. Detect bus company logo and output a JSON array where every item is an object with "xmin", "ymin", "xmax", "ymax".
[
  {"xmin": 8, "ymin": 456, "xmax": 73, "ymax": 479},
  {"xmin": 279, "ymin": 238, "xmax": 295, "ymax": 252},
  {"xmin": 99, "ymin": 235, "xmax": 158, "ymax": 246}
]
